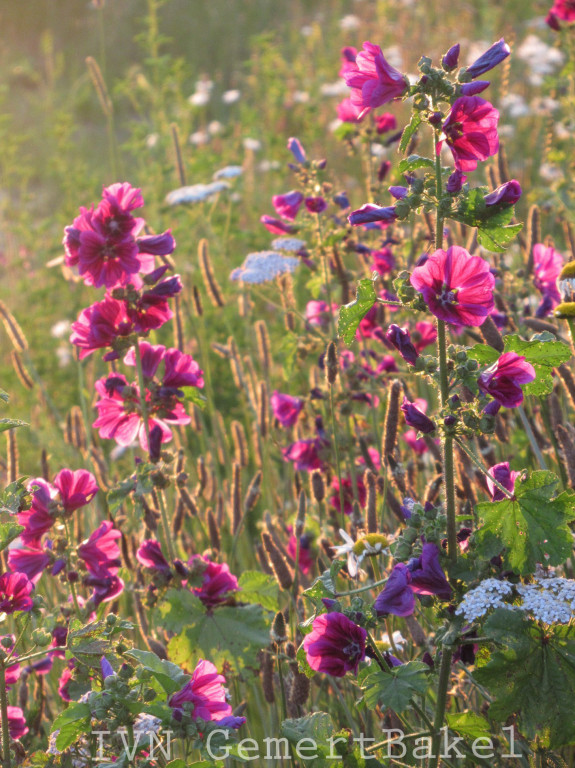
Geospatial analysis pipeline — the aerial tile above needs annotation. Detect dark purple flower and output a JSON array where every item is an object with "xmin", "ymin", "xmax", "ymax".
[
  {"xmin": 401, "ymin": 397, "xmax": 436, "ymax": 434},
  {"xmin": 138, "ymin": 231, "xmax": 176, "ymax": 256},
  {"xmin": 484, "ymin": 180, "xmax": 522, "ymax": 207},
  {"xmin": 486, "ymin": 462, "xmax": 520, "ymax": 501},
  {"xmin": 378, "ymin": 160, "xmax": 391, "ymax": 182},
  {"xmin": 466, "ymin": 39, "xmax": 510, "ymax": 79},
  {"xmin": 303, "ymin": 612, "xmax": 366, "ymax": 676},
  {"xmin": 389, "ymin": 186, "xmax": 408, "ymax": 200},
  {"xmin": 385, "ymin": 324, "xmax": 418, "ymax": 366},
  {"xmin": 305, "ymin": 196, "xmax": 328, "ymax": 214},
  {"xmin": 349, "ymin": 204, "xmax": 398, "ymax": 226},
  {"xmin": 478, "ymin": 352, "xmax": 536, "ymax": 408},
  {"xmin": 374, "ymin": 564, "xmax": 415, "ymax": 617},
  {"xmin": 442, "ymin": 43, "xmax": 460, "ymax": 70},
  {"xmin": 408, "ymin": 543, "xmax": 452, "ymax": 600}
]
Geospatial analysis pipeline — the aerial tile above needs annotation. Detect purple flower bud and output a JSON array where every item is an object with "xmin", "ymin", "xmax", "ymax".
[
  {"xmin": 401, "ymin": 397, "xmax": 436, "ymax": 433},
  {"xmin": 144, "ymin": 264, "xmax": 171, "ymax": 284},
  {"xmin": 442, "ymin": 43, "xmax": 460, "ymax": 71},
  {"xmin": 348, "ymin": 204, "xmax": 398, "ymax": 226},
  {"xmin": 333, "ymin": 191, "xmax": 350, "ymax": 209},
  {"xmin": 444, "ymin": 415, "xmax": 457, "ymax": 427},
  {"xmin": 100, "ymin": 656, "xmax": 115, "ymax": 679},
  {"xmin": 429, "ymin": 111, "xmax": 443, "ymax": 126},
  {"xmin": 389, "ymin": 186, "xmax": 408, "ymax": 200},
  {"xmin": 287, "ymin": 137, "xmax": 307, "ymax": 164},
  {"xmin": 460, "ymin": 81, "xmax": 490, "ymax": 96},
  {"xmin": 484, "ymin": 180, "xmax": 522, "ymax": 207},
  {"xmin": 446, "ymin": 170, "xmax": 466, "ymax": 194},
  {"xmin": 138, "ymin": 230, "xmax": 176, "ymax": 256},
  {"xmin": 378, "ymin": 160, "xmax": 391, "ymax": 182},
  {"xmin": 148, "ymin": 424, "xmax": 163, "ymax": 462},
  {"xmin": 483, "ymin": 400, "xmax": 501, "ymax": 416},
  {"xmin": 466, "ymin": 39, "xmax": 510, "ymax": 79},
  {"xmin": 374, "ymin": 564, "xmax": 415, "ymax": 616},
  {"xmin": 385, "ymin": 324, "xmax": 419, "ymax": 366}
]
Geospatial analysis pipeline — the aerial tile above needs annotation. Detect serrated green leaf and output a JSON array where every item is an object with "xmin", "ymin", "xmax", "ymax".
[
  {"xmin": 476, "ymin": 610, "xmax": 575, "ymax": 748},
  {"xmin": 0, "ymin": 522, "xmax": 24, "ymax": 552},
  {"xmin": 181, "ymin": 386, "xmax": 207, "ymax": 410},
  {"xmin": 399, "ymin": 113, "xmax": 421, "ymax": 153},
  {"xmin": 124, "ymin": 649, "xmax": 189, "ymax": 695},
  {"xmin": 398, "ymin": 154, "xmax": 434, "ymax": 173},
  {"xmin": 0, "ymin": 418, "xmax": 28, "ymax": 433},
  {"xmin": 476, "ymin": 220, "xmax": 522, "ymax": 252},
  {"xmin": 51, "ymin": 702, "xmax": 91, "ymax": 750},
  {"xmin": 360, "ymin": 661, "xmax": 430, "ymax": 713},
  {"xmin": 453, "ymin": 187, "xmax": 522, "ymax": 252},
  {"xmin": 446, "ymin": 711, "xmax": 491, "ymax": 740},
  {"xmin": 237, "ymin": 570, "xmax": 280, "ymax": 611},
  {"xmin": 281, "ymin": 712, "xmax": 335, "ymax": 765},
  {"xmin": 338, "ymin": 279, "xmax": 377, "ymax": 345},
  {"xmin": 475, "ymin": 470, "xmax": 575, "ymax": 574},
  {"xmin": 503, "ymin": 334, "xmax": 571, "ymax": 397},
  {"xmin": 296, "ymin": 644, "xmax": 315, "ymax": 679},
  {"xmin": 467, "ymin": 344, "xmax": 499, "ymax": 366},
  {"xmin": 163, "ymin": 595, "xmax": 270, "ymax": 674},
  {"xmin": 0, "ymin": 477, "xmax": 29, "ymax": 515}
]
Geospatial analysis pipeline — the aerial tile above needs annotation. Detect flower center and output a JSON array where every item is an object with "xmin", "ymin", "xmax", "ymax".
[
  {"xmin": 438, "ymin": 284, "xmax": 458, "ymax": 306},
  {"xmin": 343, "ymin": 641, "xmax": 362, "ymax": 660}
]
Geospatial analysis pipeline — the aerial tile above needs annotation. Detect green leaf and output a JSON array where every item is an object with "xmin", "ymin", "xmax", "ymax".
[
  {"xmin": 454, "ymin": 187, "xmax": 522, "ymax": 252},
  {"xmin": 398, "ymin": 154, "xmax": 434, "ymax": 173},
  {"xmin": 0, "ymin": 389, "xmax": 9, "ymax": 403},
  {"xmin": 0, "ymin": 478, "xmax": 30, "ymax": 515},
  {"xmin": 281, "ymin": 712, "xmax": 336, "ymax": 765},
  {"xmin": 296, "ymin": 644, "xmax": 315, "ymax": 679},
  {"xmin": 333, "ymin": 122, "xmax": 358, "ymax": 141},
  {"xmin": 503, "ymin": 334, "xmax": 571, "ymax": 397},
  {"xmin": 475, "ymin": 470, "xmax": 575, "ymax": 575},
  {"xmin": 476, "ymin": 610, "xmax": 575, "ymax": 748},
  {"xmin": 124, "ymin": 649, "xmax": 189, "ymax": 695},
  {"xmin": 51, "ymin": 702, "xmax": 91, "ymax": 750},
  {"xmin": 0, "ymin": 418, "xmax": 28, "ymax": 433},
  {"xmin": 181, "ymin": 386, "xmax": 207, "ymax": 410},
  {"xmin": 279, "ymin": 334, "xmax": 298, "ymax": 378},
  {"xmin": 106, "ymin": 462, "xmax": 155, "ymax": 514},
  {"xmin": 162, "ymin": 593, "xmax": 270, "ymax": 674},
  {"xmin": 338, "ymin": 279, "xmax": 377, "ymax": 345},
  {"xmin": 399, "ymin": 113, "xmax": 421, "ymax": 154},
  {"xmin": 238, "ymin": 570, "xmax": 280, "ymax": 611},
  {"xmin": 0, "ymin": 522, "xmax": 24, "ymax": 552},
  {"xmin": 446, "ymin": 711, "xmax": 491, "ymax": 740},
  {"xmin": 467, "ymin": 343, "xmax": 499, "ymax": 366},
  {"xmin": 360, "ymin": 661, "xmax": 430, "ymax": 713}
]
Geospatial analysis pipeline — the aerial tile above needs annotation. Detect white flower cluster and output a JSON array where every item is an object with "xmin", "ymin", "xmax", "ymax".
[
  {"xmin": 516, "ymin": 578, "xmax": 575, "ymax": 625},
  {"xmin": 271, "ymin": 237, "xmax": 306, "ymax": 252},
  {"xmin": 165, "ymin": 181, "xmax": 229, "ymax": 205},
  {"xmin": 213, "ymin": 165, "xmax": 243, "ymax": 180},
  {"xmin": 230, "ymin": 252, "xmax": 299, "ymax": 284},
  {"xmin": 455, "ymin": 579, "xmax": 514, "ymax": 622}
]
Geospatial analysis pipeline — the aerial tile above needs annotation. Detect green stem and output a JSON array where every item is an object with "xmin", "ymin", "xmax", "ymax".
[
  {"xmin": 0, "ymin": 663, "xmax": 11, "ymax": 768},
  {"xmin": 329, "ymin": 384, "xmax": 346, "ymax": 527},
  {"xmin": 157, "ymin": 490, "xmax": 176, "ymax": 563},
  {"xmin": 335, "ymin": 576, "xmax": 388, "ymax": 596},
  {"xmin": 133, "ymin": 341, "xmax": 152, "ymax": 458},
  {"xmin": 430, "ymin": 649, "xmax": 453, "ymax": 768},
  {"xmin": 454, "ymin": 438, "xmax": 514, "ymax": 500}
]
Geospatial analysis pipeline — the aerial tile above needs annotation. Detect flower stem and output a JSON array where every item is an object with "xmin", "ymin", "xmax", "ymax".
[
  {"xmin": 0, "ymin": 662, "xmax": 11, "ymax": 768},
  {"xmin": 429, "ymin": 649, "xmax": 453, "ymax": 768},
  {"xmin": 133, "ymin": 341, "xmax": 152, "ymax": 459}
]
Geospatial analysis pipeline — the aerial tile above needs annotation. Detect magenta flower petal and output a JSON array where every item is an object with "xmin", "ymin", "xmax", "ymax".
[{"xmin": 303, "ymin": 613, "xmax": 366, "ymax": 676}]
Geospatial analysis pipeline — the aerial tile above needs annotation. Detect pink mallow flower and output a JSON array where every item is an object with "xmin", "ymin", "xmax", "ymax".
[
  {"xmin": 303, "ymin": 612, "xmax": 366, "ymax": 677},
  {"xmin": 53, "ymin": 469, "xmax": 98, "ymax": 513},
  {"xmin": 344, "ymin": 41, "xmax": 408, "ymax": 120},
  {"xmin": 411, "ymin": 321, "xmax": 437, "ymax": 352},
  {"xmin": 93, "ymin": 342, "xmax": 202, "ymax": 451},
  {"xmin": 487, "ymin": 462, "xmax": 520, "ymax": 501},
  {"xmin": 336, "ymin": 98, "xmax": 364, "ymax": 123},
  {"xmin": 282, "ymin": 438, "xmax": 324, "ymax": 472},
  {"xmin": 0, "ymin": 573, "xmax": 34, "ymax": 614},
  {"xmin": 410, "ymin": 245, "xmax": 495, "ymax": 327},
  {"xmin": 271, "ymin": 391, "xmax": 304, "ymax": 428},
  {"xmin": 272, "ymin": 190, "xmax": 304, "ymax": 221},
  {"xmin": 3, "ymin": 706, "xmax": 28, "ymax": 740},
  {"xmin": 188, "ymin": 556, "xmax": 239, "ymax": 608},
  {"xmin": 441, "ymin": 96, "xmax": 499, "ymax": 172},
  {"xmin": 78, "ymin": 521, "xmax": 124, "ymax": 606},
  {"xmin": 17, "ymin": 478, "xmax": 58, "ymax": 546},
  {"xmin": 338, "ymin": 46, "xmax": 358, "ymax": 78},
  {"xmin": 534, "ymin": 243, "xmax": 563, "ymax": 309},
  {"xmin": 328, "ymin": 475, "xmax": 366, "ymax": 516},
  {"xmin": 372, "ymin": 247, "xmax": 395, "ymax": 275},
  {"xmin": 63, "ymin": 182, "xmax": 174, "ymax": 289},
  {"xmin": 478, "ymin": 352, "xmax": 536, "ymax": 408},
  {"xmin": 305, "ymin": 300, "xmax": 338, "ymax": 329},
  {"xmin": 169, "ymin": 659, "xmax": 245, "ymax": 728},
  {"xmin": 137, "ymin": 540, "xmax": 171, "ymax": 575},
  {"xmin": 547, "ymin": 0, "xmax": 575, "ymax": 29}
]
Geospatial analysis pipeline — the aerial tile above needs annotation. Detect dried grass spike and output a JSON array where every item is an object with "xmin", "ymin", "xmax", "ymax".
[
  {"xmin": 85, "ymin": 56, "xmax": 113, "ymax": 117},
  {"xmin": 6, "ymin": 429, "xmax": 19, "ymax": 484},
  {"xmin": 255, "ymin": 320, "xmax": 272, "ymax": 373},
  {"xmin": 262, "ymin": 532, "xmax": 293, "ymax": 590},
  {"xmin": 382, "ymin": 380, "xmax": 402, "ymax": 463},
  {"xmin": 11, "ymin": 351, "xmax": 33, "ymax": 389},
  {"xmin": 198, "ymin": 239, "xmax": 225, "ymax": 308},
  {"xmin": 0, "ymin": 301, "xmax": 28, "ymax": 351},
  {"xmin": 170, "ymin": 123, "xmax": 187, "ymax": 186}
]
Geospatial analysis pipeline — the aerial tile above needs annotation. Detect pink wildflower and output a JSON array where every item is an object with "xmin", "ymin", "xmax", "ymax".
[
  {"xmin": 169, "ymin": 659, "xmax": 245, "ymax": 728},
  {"xmin": 478, "ymin": 352, "xmax": 536, "ymax": 408},
  {"xmin": 0, "ymin": 572, "xmax": 34, "ymax": 614},
  {"xmin": 271, "ymin": 391, "xmax": 304, "ymax": 428},
  {"xmin": 441, "ymin": 96, "xmax": 500, "ymax": 172},
  {"xmin": 344, "ymin": 41, "xmax": 408, "ymax": 119}
]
